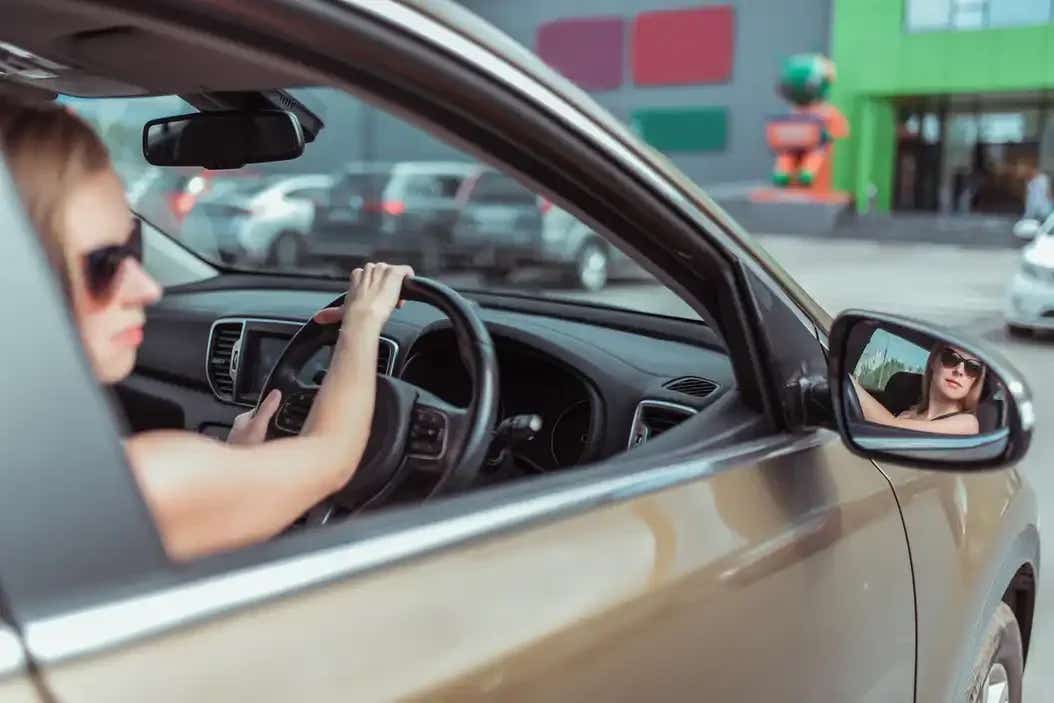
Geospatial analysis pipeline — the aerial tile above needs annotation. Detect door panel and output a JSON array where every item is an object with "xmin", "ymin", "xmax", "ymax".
[
  {"xmin": 879, "ymin": 466, "xmax": 1038, "ymax": 702},
  {"xmin": 35, "ymin": 437, "xmax": 913, "ymax": 702}
]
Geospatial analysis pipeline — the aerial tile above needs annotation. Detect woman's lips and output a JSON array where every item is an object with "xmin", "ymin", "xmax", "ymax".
[
  {"xmin": 113, "ymin": 325, "xmax": 144, "ymax": 347},
  {"xmin": 945, "ymin": 377, "xmax": 962, "ymax": 389}
]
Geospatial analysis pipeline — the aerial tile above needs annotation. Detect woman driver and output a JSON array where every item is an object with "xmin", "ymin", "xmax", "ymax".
[
  {"xmin": 0, "ymin": 99, "xmax": 412, "ymax": 560},
  {"xmin": 852, "ymin": 344, "xmax": 986, "ymax": 435}
]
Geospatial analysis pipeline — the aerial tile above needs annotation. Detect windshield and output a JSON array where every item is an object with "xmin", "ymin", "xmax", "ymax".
[{"xmin": 64, "ymin": 88, "xmax": 698, "ymax": 319}]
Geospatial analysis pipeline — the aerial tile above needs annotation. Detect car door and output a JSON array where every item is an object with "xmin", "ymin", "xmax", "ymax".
[{"xmin": 0, "ymin": 3, "xmax": 915, "ymax": 703}]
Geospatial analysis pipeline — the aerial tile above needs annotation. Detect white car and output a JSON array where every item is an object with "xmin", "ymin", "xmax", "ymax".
[
  {"xmin": 182, "ymin": 173, "xmax": 333, "ymax": 266},
  {"xmin": 1005, "ymin": 228, "xmax": 1054, "ymax": 335}
]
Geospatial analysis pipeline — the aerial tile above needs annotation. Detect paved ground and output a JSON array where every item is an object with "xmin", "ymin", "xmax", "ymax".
[{"xmin": 567, "ymin": 236, "xmax": 1051, "ymax": 699}]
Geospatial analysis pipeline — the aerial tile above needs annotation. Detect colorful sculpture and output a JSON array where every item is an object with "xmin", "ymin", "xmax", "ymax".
[{"xmin": 766, "ymin": 54, "xmax": 849, "ymax": 194}]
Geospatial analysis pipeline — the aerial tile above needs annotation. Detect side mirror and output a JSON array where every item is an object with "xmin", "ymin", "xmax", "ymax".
[
  {"xmin": 1013, "ymin": 218, "xmax": 1041, "ymax": 240},
  {"xmin": 143, "ymin": 110, "xmax": 304, "ymax": 170},
  {"xmin": 829, "ymin": 310, "xmax": 1033, "ymax": 470}
]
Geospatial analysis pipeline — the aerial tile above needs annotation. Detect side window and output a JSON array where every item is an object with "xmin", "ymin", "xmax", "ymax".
[
  {"xmin": 404, "ymin": 175, "xmax": 442, "ymax": 198},
  {"xmin": 433, "ymin": 176, "xmax": 464, "ymax": 199},
  {"xmin": 78, "ymin": 87, "xmax": 698, "ymax": 320},
  {"xmin": 470, "ymin": 173, "xmax": 535, "ymax": 205}
]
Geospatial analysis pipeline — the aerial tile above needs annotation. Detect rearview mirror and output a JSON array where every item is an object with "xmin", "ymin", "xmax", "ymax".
[
  {"xmin": 142, "ymin": 110, "xmax": 304, "ymax": 169},
  {"xmin": 829, "ymin": 311, "xmax": 1033, "ymax": 470}
]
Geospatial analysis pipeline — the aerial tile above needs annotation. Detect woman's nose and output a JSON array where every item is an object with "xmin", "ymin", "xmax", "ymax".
[{"xmin": 118, "ymin": 259, "xmax": 162, "ymax": 306}]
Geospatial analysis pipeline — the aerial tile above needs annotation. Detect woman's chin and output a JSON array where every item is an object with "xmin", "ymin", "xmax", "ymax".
[{"xmin": 96, "ymin": 347, "xmax": 137, "ymax": 384}]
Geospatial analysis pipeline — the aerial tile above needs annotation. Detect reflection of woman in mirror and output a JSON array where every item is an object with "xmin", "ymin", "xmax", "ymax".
[{"xmin": 852, "ymin": 346, "xmax": 985, "ymax": 435}]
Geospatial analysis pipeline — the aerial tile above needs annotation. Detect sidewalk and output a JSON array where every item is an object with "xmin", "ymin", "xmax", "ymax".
[{"xmin": 711, "ymin": 189, "xmax": 1023, "ymax": 249}]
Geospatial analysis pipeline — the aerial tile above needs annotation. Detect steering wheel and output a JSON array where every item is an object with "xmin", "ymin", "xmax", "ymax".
[{"xmin": 259, "ymin": 278, "xmax": 499, "ymax": 520}]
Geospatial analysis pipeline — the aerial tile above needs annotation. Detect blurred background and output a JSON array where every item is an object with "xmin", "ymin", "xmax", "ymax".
[{"xmin": 65, "ymin": 1, "xmax": 1052, "ymax": 696}]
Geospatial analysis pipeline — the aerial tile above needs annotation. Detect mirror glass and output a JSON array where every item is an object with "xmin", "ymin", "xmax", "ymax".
[
  {"xmin": 143, "ymin": 111, "xmax": 304, "ymax": 169},
  {"xmin": 841, "ymin": 319, "xmax": 1013, "ymax": 463}
]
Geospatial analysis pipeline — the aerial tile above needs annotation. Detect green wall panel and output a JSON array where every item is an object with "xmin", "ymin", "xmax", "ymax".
[{"xmin": 630, "ymin": 107, "xmax": 728, "ymax": 152}]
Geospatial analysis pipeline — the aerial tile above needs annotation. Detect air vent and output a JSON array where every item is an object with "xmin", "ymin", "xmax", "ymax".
[
  {"xmin": 627, "ymin": 401, "xmax": 697, "ymax": 449},
  {"xmin": 206, "ymin": 322, "xmax": 243, "ymax": 400},
  {"xmin": 663, "ymin": 376, "xmax": 718, "ymax": 398},
  {"xmin": 378, "ymin": 337, "xmax": 398, "ymax": 375}
]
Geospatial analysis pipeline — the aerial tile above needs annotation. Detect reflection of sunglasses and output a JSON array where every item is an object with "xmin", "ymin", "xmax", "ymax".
[
  {"xmin": 83, "ymin": 218, "xmax": 143, "ymax": 301},
  {"xmin": 939, "ymin": 348, "xmax": 984, "ymax": 379}
]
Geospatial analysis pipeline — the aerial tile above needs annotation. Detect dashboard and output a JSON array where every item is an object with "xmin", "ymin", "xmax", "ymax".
[
  {"xmin": 400, "ymin": 329, "xmax": 598, "ymax": 472},
  {"xmin": 121, "ymin": 280, "xmax": 736, "ymax": 475}
]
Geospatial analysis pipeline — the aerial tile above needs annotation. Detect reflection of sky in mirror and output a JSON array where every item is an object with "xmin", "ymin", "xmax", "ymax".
[{"xmin": 855, "ymin": 329, "xmax": 930, "ymax": 386}]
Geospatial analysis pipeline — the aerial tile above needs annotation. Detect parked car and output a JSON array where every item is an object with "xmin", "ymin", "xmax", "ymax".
[
  {"xmin": 450, "ymin": 173, "xmax": 636, "ymax": 290},
  {"xmin": 182, "ymin": 173, "xmax": 332, "ymax": 266},
  {"xmin": 447, "ymin": 168, "xmax": 544, "ymax": 279},
  {"xmin": 538, "ymin": 200, "xmax": 641, "ymax": 290},
  {"xmin": 1006, "ymin": 225, "xmax": 1054, "ymax": 335},
  {"xmin": 0, "ymin": 2, "xmax": 1040, "ymax": 703},
  {"xmin": 311, "ymin": 161, "xmax": 479, "ymax": 272}
]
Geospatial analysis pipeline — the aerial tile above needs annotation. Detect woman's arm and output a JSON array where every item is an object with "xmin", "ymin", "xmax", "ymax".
[
  {"xmin": 851, "ymin": 377, "xmax": 979, "ymax": 436},
  {"xmin": 126, "ymin": 263, "xmax": 412, "ymax": 561}
]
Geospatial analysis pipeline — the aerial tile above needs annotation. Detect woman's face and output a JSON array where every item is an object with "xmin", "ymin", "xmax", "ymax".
[
  {"xmin": 932, "ymin": 346, "xmax": 982, "ymax": 403},
  {"xmin": 63, "ymin": 168, "xmax": 162, "ymax": 384}
]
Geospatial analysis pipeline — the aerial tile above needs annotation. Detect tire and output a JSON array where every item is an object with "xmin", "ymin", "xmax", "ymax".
[
  {"xmin": 570, "ymin": 241, "xmax": 609, "ymax": 292},
  {"xmin": 1007, "ymin": 324, "xmax": 1033, "ymax": 338},
  {"xmin": 966, "ymin": 602, "xmax": 1023, "ymax": 703},
  {"xmin": 482, "ymin": 267, "xmax": 512, "ymax": 286},
  {"xmin": 268, "ymin": 231, "xmax": 306, "ymax": 267}
]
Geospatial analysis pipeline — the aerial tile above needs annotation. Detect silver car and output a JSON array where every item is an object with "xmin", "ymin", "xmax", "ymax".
[{"xmin": 182, "ymin": 173, "xmax": 332, "ymax": 266}]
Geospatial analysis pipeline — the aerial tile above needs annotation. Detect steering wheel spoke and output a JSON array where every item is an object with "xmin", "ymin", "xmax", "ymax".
[{"xmin": 405, "ymin": 390, "xmax": 468, "ymax": 472}]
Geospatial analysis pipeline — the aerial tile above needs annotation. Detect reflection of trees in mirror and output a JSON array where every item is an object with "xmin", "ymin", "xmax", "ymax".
[{"xmin": 856, "ymin": 356, "xmax": 918, "ymax": 391}]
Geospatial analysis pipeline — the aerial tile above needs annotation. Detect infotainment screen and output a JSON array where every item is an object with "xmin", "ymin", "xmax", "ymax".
[{"xmin": 239, "ymin": 333, "xmax": 291, "ymax": 402}]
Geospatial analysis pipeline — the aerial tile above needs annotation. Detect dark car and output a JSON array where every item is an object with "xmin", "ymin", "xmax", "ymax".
[{"xmin": 311, "ymin": 161, "xmax": 479, "ymax": 272}]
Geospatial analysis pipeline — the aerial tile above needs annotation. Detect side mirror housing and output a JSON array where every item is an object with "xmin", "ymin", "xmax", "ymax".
[
  {"xmin": 828, "ymin": 310, "xmax": 1033, "ymax": 470},
  {"xmin": 143, "ymin": 110, "xmax": 304, "ymax": 170}
]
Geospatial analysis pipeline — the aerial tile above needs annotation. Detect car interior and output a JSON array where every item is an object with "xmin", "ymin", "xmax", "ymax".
[{"xmin": 1, "ymin": 0, "xmax": 760, "ymax": 524}]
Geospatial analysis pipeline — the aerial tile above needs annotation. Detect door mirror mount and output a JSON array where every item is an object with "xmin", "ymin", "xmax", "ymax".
[{"xmin": 828, "ymin": 310, "xmax": 1033, "ymax": 470}]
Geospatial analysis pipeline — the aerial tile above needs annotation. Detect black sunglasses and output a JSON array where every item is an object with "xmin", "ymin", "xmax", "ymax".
[
  {"xmin": 83, "ymin": 217, "xmax": 143, "ymax": 300},
  {"xmin": 939, "ymin": 348, "xmax": 984, "ymax": 379}
]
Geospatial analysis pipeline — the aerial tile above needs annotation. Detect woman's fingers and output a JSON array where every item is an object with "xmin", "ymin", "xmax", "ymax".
[{"xmin": 313, "ymin": 306, "xmax": 344, "ymax": 324}]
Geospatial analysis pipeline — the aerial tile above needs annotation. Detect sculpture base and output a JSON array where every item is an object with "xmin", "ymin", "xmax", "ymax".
[
  {"xmin": 749, "ymin": 187, "xmax": 851, "ymax": 205},
  {"xmin": 717, "ymin": 188, "xmax": 852, "ymax": 235}
]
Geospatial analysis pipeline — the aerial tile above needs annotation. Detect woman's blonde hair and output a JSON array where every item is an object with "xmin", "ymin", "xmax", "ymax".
[
  {"xmin": 0, "ymin": 98, "xmax": 112, "ymax": 294},
  {"xmin": 918, "ymin": 344, "xmax": 986, "ymax": 414}
]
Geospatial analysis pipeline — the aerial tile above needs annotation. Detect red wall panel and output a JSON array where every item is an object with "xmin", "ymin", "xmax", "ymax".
[{"xmin": 632, "ymin": 6, "xmax": 735, "ymax": 86}]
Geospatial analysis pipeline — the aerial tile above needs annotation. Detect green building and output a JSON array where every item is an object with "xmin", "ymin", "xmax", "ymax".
[{"xmin": 832, "ymin": 0, "xmax": 1054, "ymax": 214}]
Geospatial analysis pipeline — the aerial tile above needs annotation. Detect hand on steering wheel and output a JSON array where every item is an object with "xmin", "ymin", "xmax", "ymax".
[
  {"xmin": 313, "ymin": 262, "xmax": 412, "ymax": 328},
  {"xmin": 259, "ymin": 265, "xmax": 500, "ymax": 524}
]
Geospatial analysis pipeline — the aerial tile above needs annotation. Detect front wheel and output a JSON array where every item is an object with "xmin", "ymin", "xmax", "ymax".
[
  {"xmin": 268, "ymin": 231, "xmax": 306, "ymax": 267},
  {"xmin": 967, "ymin": 602, "xmax": 1023, "ymax": 703},
  {"xmin": 570, "ymin": 241, "xmax": 609, "ymax": 292}
]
